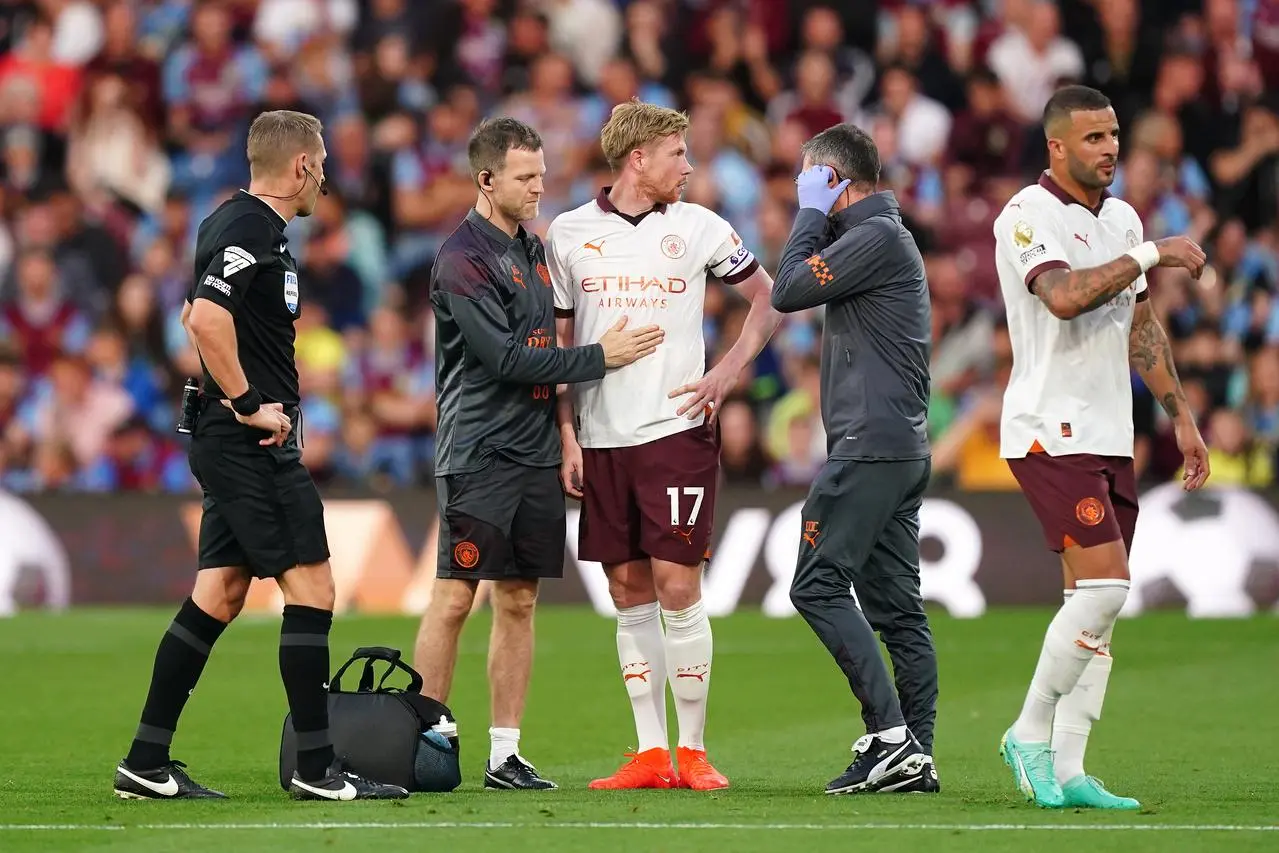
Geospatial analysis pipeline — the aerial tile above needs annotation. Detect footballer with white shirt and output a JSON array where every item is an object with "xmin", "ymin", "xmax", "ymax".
[
  {"xmin": 993, "ymin": 85, "xmax": 1211, "ymax": 810},
  {"xmin": 547, "ymin": 100, "xmax": 782, "ymax": 791}
]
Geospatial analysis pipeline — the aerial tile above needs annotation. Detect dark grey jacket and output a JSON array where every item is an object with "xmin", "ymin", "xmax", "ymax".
[
  {"xmin": 770, "ymin": 193, "xmax": 931, "ymax": 461},
  {"xmin": 431, "ymin": 209, "xmax": 605, "ymax": 475}
]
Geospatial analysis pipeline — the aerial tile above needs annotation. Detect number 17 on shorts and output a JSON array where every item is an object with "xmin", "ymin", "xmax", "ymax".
[{"xmin": 579, "ymin": 426, "xmax": 720, "ymax": 566}]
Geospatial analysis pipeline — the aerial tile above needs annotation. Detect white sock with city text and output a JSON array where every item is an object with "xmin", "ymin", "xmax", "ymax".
[
  {"xmin": 1012, "ymin": 579, "xmax": 1128, "ymax": 744},
  {"xmin": 663, "ymin": 600, "xmax": 713, "ymax": 751},
  {"xmin": 616, "ymin": 602, "xmax": 668, "ymax": 753},
  {"xmin": 1051, "ymin": 589, "xmax": 1115, "ymax": 784}
]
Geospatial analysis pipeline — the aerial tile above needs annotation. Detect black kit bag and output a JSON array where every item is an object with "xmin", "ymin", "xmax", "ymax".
[{"xmin": 279, "ymin": 646, "xmax": 462, "ymax": 793}]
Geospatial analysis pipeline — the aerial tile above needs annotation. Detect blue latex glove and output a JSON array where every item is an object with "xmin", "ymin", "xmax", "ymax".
[{"xmin": 795, "ymin": 165, "xmax": 851, "ymax": 214}]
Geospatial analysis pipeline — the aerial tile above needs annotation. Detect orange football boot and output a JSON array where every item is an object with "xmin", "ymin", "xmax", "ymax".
[
  {"xmin": 588, "ymin": 748, "xmax": 679, "ymax": 790},
  {"xmin": 676, "ymin": 747, "xmax": 729, "ymax": 791}
]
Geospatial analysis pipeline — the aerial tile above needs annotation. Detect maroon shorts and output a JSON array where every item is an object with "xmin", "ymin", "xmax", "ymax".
[
  {"xmin": 579, "ymin": 423, "xmax": 719, "ymax": 566},
  {"xmin": 1006, "ymin": 452, "xmax": 1139, "ymax": 553}
]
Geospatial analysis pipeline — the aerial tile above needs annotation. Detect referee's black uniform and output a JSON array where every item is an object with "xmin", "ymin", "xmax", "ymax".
[
  {"xmin": 430, "ymin": 209, "xmax": 605, "ymax": 581},
  {"xmin": 187, "ymin": 190, "xmax": 328, "ymax": 576}
]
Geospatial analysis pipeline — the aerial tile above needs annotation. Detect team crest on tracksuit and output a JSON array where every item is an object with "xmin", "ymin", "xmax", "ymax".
[{"xmin": 284, "ymin": 271, "xmax": 299, "ymax": 314}]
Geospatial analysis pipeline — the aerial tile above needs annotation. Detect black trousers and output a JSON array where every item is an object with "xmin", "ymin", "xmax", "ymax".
[{"xmin": 789, "ymin": 457, "xmax": 938, "ymax": 755}]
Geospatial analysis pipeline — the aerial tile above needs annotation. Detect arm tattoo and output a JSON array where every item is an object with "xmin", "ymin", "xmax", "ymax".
[
  {"xmin": 1030, "ymin": 255, "xmax": 1143, "ymax": 318},
  {"xmin": 1128, "ymin": 302, "xmax": 1190, "ymax": 420},
  {"xmin": 1128, "ymin": 308, "xmax": 1161, "ymax": 372}
]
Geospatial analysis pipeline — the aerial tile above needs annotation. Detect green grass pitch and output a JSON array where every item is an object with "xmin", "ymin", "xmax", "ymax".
[{"xmin": 0, "ymin": 607, "xmax": 1275, "ymax": 852}]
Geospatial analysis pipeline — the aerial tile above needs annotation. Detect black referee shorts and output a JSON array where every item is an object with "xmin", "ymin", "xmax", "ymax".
[
  {"xmin": 435, "ymin": 456, "xmax": 565, "ymax": 582},
  {"xmin": 188, "ymin": 402, "xmax": 330, "ymax": 578}
]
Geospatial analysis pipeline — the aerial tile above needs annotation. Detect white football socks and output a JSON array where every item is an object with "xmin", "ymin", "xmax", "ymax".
[
  {"xmin": 615, "ymin": 602, "xmax": 669, "ymax": 753},
  {"xmin": 489, "ymin": 726, "xmax": 519, "ymax": 770},
  {"xmin": 663, "ymin": 599, "xmax": 713, "ymax": 750},
  {"xmin": 1052, "ymin": 589, "xmax": 1115, "ymax": 784},
  {"xmin": 1012, "ymin": 579, "xmax": 1128, "ymax": 744}
]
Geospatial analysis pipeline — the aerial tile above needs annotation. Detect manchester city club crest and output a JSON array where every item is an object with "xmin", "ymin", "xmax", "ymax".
[
  {"xmin": 661, "ymin": 234, "xmax": 687, "ymax": 259},
  {"xmin": 284, "ymin": 271, "xmax": 299, "ymax": 314}
]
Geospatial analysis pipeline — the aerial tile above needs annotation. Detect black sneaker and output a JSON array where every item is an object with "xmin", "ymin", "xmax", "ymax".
[
  {"xmin": 824, "ymin": 734, "xmax": 928, "ymax": 795},
  {"xmin": 484, "ymin": 755, "xmax": 558, "ymax": 790},
  {"xmin": 289, "ymin": 760, "xmax": 409, "ymax": 801},
  {"xmin": 113, "ymin": 759, "xmax": 227, "ymax": 800},
  {"xmin": 879, "ymin": 754, "xmax": 941, "ymax": 793}
]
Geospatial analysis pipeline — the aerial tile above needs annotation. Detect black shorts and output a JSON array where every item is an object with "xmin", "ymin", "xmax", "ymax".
[
  {"xmin": 188, "ymin": 403, "xmax": 329, "ymax": 578},
  {"xmin": 435, "ymin": 457, "xmax": 565, "ymax": 582}
]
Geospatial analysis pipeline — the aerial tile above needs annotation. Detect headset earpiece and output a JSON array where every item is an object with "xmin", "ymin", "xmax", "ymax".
[{"xmin": 482, "ymin": 171, "xmax": 493, "ymax": 191}]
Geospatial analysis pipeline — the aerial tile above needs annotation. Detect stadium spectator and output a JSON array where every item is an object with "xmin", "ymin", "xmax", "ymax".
[{"xmin": 0, "ymin": 0, "xmax": 1277, "ymax": 498}]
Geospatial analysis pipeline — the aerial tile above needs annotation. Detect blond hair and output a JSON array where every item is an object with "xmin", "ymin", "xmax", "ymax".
[
  {"xmin": 599, "ymin": 99, "xmax": 689, "ymax": 170},
  {"xmin": 246, "ymin": 110, "xmax": 323, "ymax": 177}
]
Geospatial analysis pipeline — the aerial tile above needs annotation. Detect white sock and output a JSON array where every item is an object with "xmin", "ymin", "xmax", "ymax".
[
  {"xmin": 878, "ymin": 725, "xmax": 908, "ymax": 744},
  {"xmin": 663, "ymin": 600, "xmax": 713, "ymax": 750},
  {"xmin": 1012, "ymin": 579, "xmax": 1128, "ymax": 744},
  {"xmin": 616, "ymin": 602, "xmax": 668, "ymax": 753},
  {"xmin": 489, "ymin": 726, "xmax": 519, "ymax": 770},
  {"xmin": 1052, "ymin": 590, "xmax": 1115, "ymax": 784}
]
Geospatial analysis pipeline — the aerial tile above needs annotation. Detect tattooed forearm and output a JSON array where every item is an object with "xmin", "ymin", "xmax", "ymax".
[
  {"xmin": 1128, "ymin": 310, "xmax": 1162, "ymax": 372},
  {"xmin": 1130, "ymin": 302, "xmax": 1191, "ymax": 421},
  {"xmin": 1030, "ymin": 256, "xmax": 1143, "ymax": 320}
]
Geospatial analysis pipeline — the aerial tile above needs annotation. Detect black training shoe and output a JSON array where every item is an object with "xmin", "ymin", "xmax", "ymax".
[
  {"xmin": 824, "ymin": 734, "xmax": 928, "ymax": 795},
  {"xmin": 113, "ymin": 759, "xmax": 227, "ymax": 799},
  {"xmin": 484, "ymin": 755, "xmax": 558, "ymax": 790},
  {"xmin": 878, "ymin": 754, "xmax": 941, "ymax": 793},
  {"xmin": 289, "ymin": 760, "xmax": 409, "ymax": 801}
]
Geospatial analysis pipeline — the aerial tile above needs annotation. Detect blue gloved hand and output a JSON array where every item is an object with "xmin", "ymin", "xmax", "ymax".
[{"xmin": 795, "ymin": 165, "xmax": 851, "ymax": 214}]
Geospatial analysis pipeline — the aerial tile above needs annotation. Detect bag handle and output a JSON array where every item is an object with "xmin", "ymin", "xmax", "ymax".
[{"xmin": 329, "ymin": 646, "xmax": 423, "ymax": 695}]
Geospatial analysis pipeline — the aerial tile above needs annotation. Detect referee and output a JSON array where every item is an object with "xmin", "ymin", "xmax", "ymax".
[
  {"xmin": 413, "ymin": 117, "xmax": 662, "ymax": 790},
  {"xmin": 770, "ymin": 123, "xmax": 939, "ymax": 796},
  {"xmin": 113, "ymin": 111, "xmax": 406, "ymax": 802}
]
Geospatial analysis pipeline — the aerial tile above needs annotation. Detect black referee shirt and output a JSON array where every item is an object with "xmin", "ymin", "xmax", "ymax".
[
  {"xmin": 188, "ymin": 190, "xmax": 302, "ymax": 405},
  {"xmin": 431, "ymin": 209, "xmax": 606, "ymax": 475}
]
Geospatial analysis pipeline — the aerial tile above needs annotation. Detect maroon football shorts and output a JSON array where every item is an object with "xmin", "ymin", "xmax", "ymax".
[
  {"xmin": 1006, "ymin": 451, "xmax": 1139, "ymax": 554},
  {"xmin": 579, "ymin": 423, "xmax": 719, "ymax": 567}
]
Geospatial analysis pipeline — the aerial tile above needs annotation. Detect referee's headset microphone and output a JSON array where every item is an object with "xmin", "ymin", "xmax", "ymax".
[{"xmin": 253, "ymin": 164, "xmax": 328, "ymax": 201}]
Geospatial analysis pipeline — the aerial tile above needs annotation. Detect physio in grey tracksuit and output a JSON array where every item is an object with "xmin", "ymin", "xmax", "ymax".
[{"xmin": 771, "ymin": 123, "xmax": 938, "ymax": 778}]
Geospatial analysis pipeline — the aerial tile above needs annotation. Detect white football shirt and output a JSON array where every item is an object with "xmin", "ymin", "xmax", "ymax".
[
  {"xmin": 547, "ymin": 189, "xmax": 758, "ymax": 448},
  {"xmin": 994, "ymin": 172, "xmax": 1149, "ymax": 459}
]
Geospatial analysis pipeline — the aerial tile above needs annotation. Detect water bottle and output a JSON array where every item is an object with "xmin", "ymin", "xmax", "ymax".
[{"xmin": 427, "ymin": 716, "xmax": 458, "ymax": 752}]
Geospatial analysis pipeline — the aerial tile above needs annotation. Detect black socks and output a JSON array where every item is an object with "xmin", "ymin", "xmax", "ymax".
[
  {"xmin": 126, "ymin": 598, "xmax": 227, "ymax": 770},
  {"xmin": 280, "ymin": 604, "xmax": 335, "ymax": 781}
]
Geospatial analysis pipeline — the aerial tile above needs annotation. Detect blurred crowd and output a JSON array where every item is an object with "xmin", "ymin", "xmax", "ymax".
[{"xmin": 2, "ymin": 0, "xmax": 1279, "ymax": 495}]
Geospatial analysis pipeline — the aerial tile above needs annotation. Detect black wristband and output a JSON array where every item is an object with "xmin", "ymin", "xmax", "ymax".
[{"xmin": 230, "ymin": 386, "xmax": 262, "ymax": 416}]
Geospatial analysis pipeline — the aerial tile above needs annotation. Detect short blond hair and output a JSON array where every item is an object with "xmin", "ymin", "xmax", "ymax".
[
  {"xmin": 599, "ymin": 99, "xmax": 689, "ymax": 170},
  {"xmin": 246, "ymin": 110, "xmax": 323, "ymax": 177}
]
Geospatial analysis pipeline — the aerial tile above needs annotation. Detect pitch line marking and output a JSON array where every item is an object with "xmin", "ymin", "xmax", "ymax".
[{"xmin": 0, "ymin": 822, "xmax": 1276, "ymax": 832}]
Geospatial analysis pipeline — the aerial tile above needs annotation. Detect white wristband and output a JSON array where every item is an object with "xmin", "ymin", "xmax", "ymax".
[{"xmin": 1125, "ymin": 241, "xmax": 1159, "ymax": 274}]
